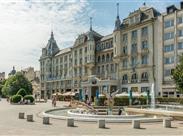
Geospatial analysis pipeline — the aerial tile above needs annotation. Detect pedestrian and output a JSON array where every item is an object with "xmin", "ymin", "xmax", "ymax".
[
  {"xmin": 118, "ymin": 108, "xmax": 122, "ymax": 115},
  {"xmin": 53, "ymin": 97, "xmax": 56, "ymax": 107},
  {"xmin": 52, "ymin": 96, "xmax": 55, "ymax": 107}
]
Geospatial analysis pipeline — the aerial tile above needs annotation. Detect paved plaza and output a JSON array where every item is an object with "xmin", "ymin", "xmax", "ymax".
[{"xmin": 0, "ymin": 99, "xmax": 183, "ymax": 135}]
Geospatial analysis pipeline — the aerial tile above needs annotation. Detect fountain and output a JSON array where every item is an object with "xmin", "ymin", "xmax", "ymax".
[
  {"xmin": 151, "ymin": 83, "xmax": 155, "ymax": 109},
  {"xmin": 102, "ymin": 89, "xmax": 119, "ymax": 115}
]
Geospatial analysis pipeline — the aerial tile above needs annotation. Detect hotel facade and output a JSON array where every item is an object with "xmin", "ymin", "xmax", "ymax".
[{"xmin": 40, "ymin": 2, "xmax": 183, "ymax": 99}]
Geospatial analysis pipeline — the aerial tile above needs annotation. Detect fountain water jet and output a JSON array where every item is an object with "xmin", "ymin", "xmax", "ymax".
[{"xmin": 151, "ymin": 83, "xmax": 155, "ymax": 109}]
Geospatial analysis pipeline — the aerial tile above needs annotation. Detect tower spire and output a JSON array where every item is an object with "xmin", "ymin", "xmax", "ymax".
[
  {"xmin": 117, "ymin": 3, "xmax": 119, "ymax": 19},
  {"xmin": 90, "ymin": 17, "xmax": 92, "ymax": 31},
  {"xmin": 51, "ymin": 31, "xmax": 54, "ymax": 39}
]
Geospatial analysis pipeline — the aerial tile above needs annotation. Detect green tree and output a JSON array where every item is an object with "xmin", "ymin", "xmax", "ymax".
[
  {"xmin": 2, "ymin": 72, "xmax": 32, "ymax": 96},
  {"xmin": 172, "ymin": 55, "xmax": 183, "ymax": 93},
  {"xmin": 0, "ymin": 79, "xmax": 6, "ymax": 96},
  {"xmin": 16, "ymin": 88, "xmax": 27, "ymax": 97}
]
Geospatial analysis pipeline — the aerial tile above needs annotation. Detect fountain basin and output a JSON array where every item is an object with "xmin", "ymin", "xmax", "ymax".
[
  {"xmin": 43, "ymin": 107, "xmax": 164, "ymax": 123},
  {"xmin": 125, "ymin": 107, "xmax": 183, "ymax": 120}
]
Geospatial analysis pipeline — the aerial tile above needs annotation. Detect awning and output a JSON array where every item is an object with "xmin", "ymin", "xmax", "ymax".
[
  {"xmin": 52, "ymin": 92, "xmax": 62, "ymax": 96},
  {"xmin": 61, "ymin": 91, "xmax": 76, "ymax": 96}
]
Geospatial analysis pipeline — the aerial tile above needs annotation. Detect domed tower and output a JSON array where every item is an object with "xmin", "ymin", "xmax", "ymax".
[
  {"xmin": 86, "ymin": 17, "xmax": 96, "ymax": 74},
  {"xmin": 113, "ymin": 3, "xmax": 122, "ymax": 59},
  {"xmin": 46, "ymin": 31, "xmax": 59, "ymax": 56}
]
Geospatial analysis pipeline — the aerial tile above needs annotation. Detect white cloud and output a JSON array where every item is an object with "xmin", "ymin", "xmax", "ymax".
[{"xmin": 0, "ymin": 0, "xmax": 96, "ymax": 77}]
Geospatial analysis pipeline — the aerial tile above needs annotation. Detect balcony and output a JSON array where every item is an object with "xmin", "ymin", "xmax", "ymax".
[
  {"xmin": 131, "ymin": 79, "xmax": 138, "ymax": 83},
  {"xmin": 141, "ymin": 78, "xmax": 149, "ymax": 82},
  {"xmin": 122, "ymin": 80, "xmax": 128, "ymax": 84},
  {"xmin": 141, "ymin": 48, "xmax": 149, "ymax": 54}
]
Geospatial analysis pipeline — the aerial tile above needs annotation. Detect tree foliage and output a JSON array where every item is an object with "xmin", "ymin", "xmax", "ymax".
[
  {"xmin": 0, "ymin": 79, "xmax": 6, "ymax": 96},
  {"xmin": 172, "ymin": 55, "xmax": 183, "ymax": 93},
  {"xmin": 16, "ymin": 88, "xmax": 27, "ymax": 97},
  {"xmin": 2, "ymin": 72, "xmax": 32, "ymax": 96}
]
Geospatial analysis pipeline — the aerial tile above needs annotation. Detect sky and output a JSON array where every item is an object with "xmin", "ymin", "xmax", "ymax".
[{"xmin": 0, "ymin": 0, "xmax": 182, "ymax": 77}]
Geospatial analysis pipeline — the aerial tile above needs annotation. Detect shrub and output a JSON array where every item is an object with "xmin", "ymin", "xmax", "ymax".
[
  {"xmin": 114, "ymin": 96, "xmax": 129, "ymax": 106},
  {"xmin": 11, "ymin": 95, "xmax": 22, "ymax": 103},
  {"xmin": 98, "ymin": 96, "xmax": 106, "ymax": 106},
  {"xmin": 24, "ymin": 95, "xmax": 34, "ymax": 103},
  {"xmin": 137, "ymin": 97, "xmax": 147, "ymax": 105},
  {"xmin": 58, "ymin": 95, "xmax": 64, "ymax": 101},
  {"xmin": 16, "ymin": 88, "xmax": 27, "ymax": 97}
]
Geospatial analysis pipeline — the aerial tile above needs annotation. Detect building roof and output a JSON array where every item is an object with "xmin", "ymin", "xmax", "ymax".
[
  {"xmin": 55, "ymin": 47, "xmax": 71, "ymax": 56},
  {"xmin": 100, "ymin": 34, "xmax": 113, "ymax": 41}
]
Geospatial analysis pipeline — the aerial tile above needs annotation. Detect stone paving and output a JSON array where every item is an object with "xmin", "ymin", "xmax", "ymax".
[{"xmin": 0, "ymin": 99, "xmax": 183, "ymax": 135}]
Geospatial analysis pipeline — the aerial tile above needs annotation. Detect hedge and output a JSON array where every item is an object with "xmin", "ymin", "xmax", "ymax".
[
  {"xmin": 24, "ymin": 95, "xmax": 34, "ymax": 103},
  {"xmin": 98, "ymin": 96, "xmax": 150, "ymax": 106},
  {"xmin": 11, "ymin": 95, "xmax": 22, "ymax": 103},
  {"xmin": 156, "ymin": 97, "xmax": 183, "ymax": 104},
  {"xmin": 98, "ymin": 96, "xmax": 183, "ymax": 106},
  {"xmin": 16, "ymin": 88, "xmax": 27, "ymax": 97}
]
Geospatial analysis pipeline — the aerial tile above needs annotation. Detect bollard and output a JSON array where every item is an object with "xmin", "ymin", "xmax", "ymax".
[
  {"xmin": 43, "ymin": 117, "xmax": 50, "ymax": 125},
  {"xmin": 19, "ymin": 112, "xmax": 25, "ymax": 119},
  {"xmin": 27, "ymin": 114, "xmax": 33, "ymax": 122},
  {"xmin": 67, "ymin": 118, "xmax": 74, "ymax": 127},
  {"xmin": 98, "ymin": 120, "xmax": 105, "ymax": 128},
  {"xmin": 132, "ymin": 120, "xmax": 140, "ymax": 129},
  {"xmin": 163, "ymin": 119, "xmax": 171, "ymax": 128}
]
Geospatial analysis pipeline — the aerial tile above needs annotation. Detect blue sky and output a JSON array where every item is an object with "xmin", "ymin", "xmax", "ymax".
[{"xmin": 0, "ymin": 0, "xmax": 182, "ymax": 77}]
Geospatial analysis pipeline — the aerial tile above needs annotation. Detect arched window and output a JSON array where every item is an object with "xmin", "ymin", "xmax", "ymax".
[
  {"xmin": 98, "ymin": 56, "xmax": 101, "ymax": 62},
  {"xmin": 141, "ymin": 72, "xmax": 148, "ymax": 82},
  {"xmin": 106, "ymin": 54, "xmax": 110, "ymax": 62},
  {"xmin": 122, "ymin": 74, "xmax": 128, "ymax": 84},
  {"xmin": 102, "ymin": 55, "xmax": 105, "ymax": 62},
  {"xmin": 131, "ymin": 73, "xmax": 138, "ymax": 83}
]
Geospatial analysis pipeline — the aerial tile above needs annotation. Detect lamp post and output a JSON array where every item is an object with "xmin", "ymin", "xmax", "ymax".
[{"xmin": 79, "ymin": 76, "xmax": 83, "ymax": 101}]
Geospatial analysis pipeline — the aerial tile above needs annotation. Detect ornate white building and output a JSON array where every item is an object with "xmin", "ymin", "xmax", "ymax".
[{"xmin": 40, "ymin": 2, "xmax": 183, "ymax": 100}]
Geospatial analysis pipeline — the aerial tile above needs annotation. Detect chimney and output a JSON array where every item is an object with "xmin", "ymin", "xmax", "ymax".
[{"xmin": 181, "ymin": 1, "xmax": 183, "ymax": 9}]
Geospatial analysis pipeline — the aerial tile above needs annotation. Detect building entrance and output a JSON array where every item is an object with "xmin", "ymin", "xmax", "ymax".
[{"xmin": 91, "ymin": 86, "xmax": 99, "ymax": 102}]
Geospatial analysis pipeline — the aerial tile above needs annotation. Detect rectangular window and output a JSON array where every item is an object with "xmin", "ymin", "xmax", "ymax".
[
  {"xmin": 164, "ymin": 56, "xmax": 174, "ymax": 64},
  {"xmin": 141, "ymin": 87, "xmax": 149, "ymax": 93},
  {"xmin": 122, "ymin": 59, "xmax": 128, "ymax": 68},
  {"xmin": 177, "ymin": 17, "xmax": 183, "ymax": 24},
  {"xmin": 141, "ymin": 27, "xmax": 148, "ymax": 36},
  {"xmin": 164, "ymin": 32, "xmax": 174, "ymax": 40},
  {"xmin": 164, "ymin": 69, "xmax": 173, "ymax": 77},
  {"xmin": 131, "ymin": 57, "xmax": 137, "ymax": 67},
  {"xmin": 97, "ymin": 66, "xmax": 100, "ymax": 74},
  {"xmin": 142, "ymin": 41, "xmax": 148, "ymax": 49},
  {"xmin": 178, "ymin": 42, "xmax": 183, "ymax": 49},
  {"xmin": 142, "ymin": 55, "xmax": 148, "ymax": 64},
  {"xmin": 178, "ymin": 30, "xmax": 183, "ymax": 37},
  {"xmin": 122, "ymin": 46, "xmax": 128, "ymax": 54},
  {"xmin": 132, "ymin": 30, "xmax": 137, "ymax": 40},
  {"xmin": 164, "ymin": 44, "xmax": 174, "ymax": 52},
  {"xmin": 164, "ymin": 20, "xmax": 174, "ymax": 28},
  {"xmin": 131, "ymin": 44, "xmax": 137, "ymax": 53},
  {"xmin": 122, "ymin": 34, "xmax": 128, "ymax": 43}
]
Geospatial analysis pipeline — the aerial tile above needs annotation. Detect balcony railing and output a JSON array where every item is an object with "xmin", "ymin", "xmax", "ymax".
[
  {"xmin": 141, "ymin": 48, "xmax": 149, "ymax": 54},
  {"xmin": 122, "ymin": 80, "xmax": 128, "ymax": 84},
  {"xmin": 131, "ymin": 79, "xmax": 138, "ymax": 83},
  {"xmin": 141, "ymin": 78, "xmax": 149, "ymax": 82}
]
